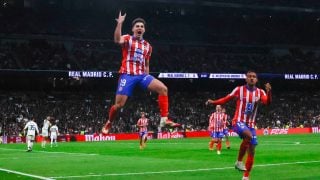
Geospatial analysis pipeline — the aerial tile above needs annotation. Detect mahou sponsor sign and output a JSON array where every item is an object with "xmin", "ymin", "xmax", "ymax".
[
  {"xmin": 85, "ymin": 134, "xmax": 116, "ymax": 142},
  {"xmin": 157, "ymin": 132, "xmax": 184, "ymax": 139}
]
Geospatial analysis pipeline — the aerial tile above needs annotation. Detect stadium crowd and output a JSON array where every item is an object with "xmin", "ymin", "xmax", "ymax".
[
  {"xmin": 1, "ymin": 90, "xmax": 319, "ymax": 136},
  {"xmin": 1, "ymin": 40, "xmax": 319, "ymax": 74}
]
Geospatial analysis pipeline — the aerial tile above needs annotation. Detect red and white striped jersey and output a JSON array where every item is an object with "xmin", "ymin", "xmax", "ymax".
[
  {"xmin": 137, "ymin": 117, "xmax": 148, "ymax": 132},
  {"xmin": 208, "ymin": 112, "xmax": 225, "ymax": 132},
  {"xmin": 222, "ymin": 113, "xmax": 229, "ymax": 129},
  {"xmin": 212, "ymin": 85, "xmax": 271, "ymax": 128},
  {"xmin": 119, "ymin": 35, "xmax": 152, "ymax": 75}
]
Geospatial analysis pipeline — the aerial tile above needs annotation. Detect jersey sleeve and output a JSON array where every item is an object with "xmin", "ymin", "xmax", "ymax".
[
  {"xmin": 212, "ymin": 87, "xmax": 239, "ymax": 105},
  {"xmin": 121, "ymin": 34, "xmax": 130, "ymax": 48},
  {"xmin": 145, "ymin": 44, "xmax": 152, "ymax": 61},
  {"xmin": 260, "ymin": 89, "xmax": 272, "ymax": 105}
]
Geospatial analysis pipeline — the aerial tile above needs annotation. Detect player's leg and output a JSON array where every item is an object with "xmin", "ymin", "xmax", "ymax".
[
  {"xmin": 28, "ymin": 135, "xmax": 34, "ymax": 152},
  {"xmin": 102, "ymin": 74, "xmax": 135, "ymax": 134},
  {"xmin": 54, "ymin": 136, "xmax": 58, "ymax": 147},
  {"xmin": 234, "ymin": 122, "xmax": 252, "ymax": 171},
  {"xmin": 243, "ymin": 128, "xmax": 257, "ymax": 179},
  {"xmin": 146, "ymin": 77, "xmax": 179, "ymax": 127},
  {"xmin": 50, "ymin": 136, "xmax": 54, "ymax": 147},
  {"xmin": 26, "ymin": 136, "xmax": 31, "ymax": 151},
  {"xmin": 224, "ymin": 129, "xmax": 230, "ymax": 149},
  {"xmin": 41, "ymin": 135, "xmax": 44, "ymax": 148},
  {"xmin": 143, "ymin": 132, "xmax": 148, "ymax": 148},
  {"xmin": 102, "ymin": 95, "xmax": 128, "ymax": 134},
  {"xmin": 216, "ymin": 132, "xmax": 224, "ymax": 155},
  {"xmin": 216, "ymin": 138, "xmax": 222, "ymax": 155},
  {"xmin": 139, "ymin": 132, "xmax": 144, "ymax": 149},
  {"xmin": 43, "ymin": 135, "xmax": 47, "ymax": 147},
  {"xmin": 209, "ymin": 131, "xmax": 215, "ymax": 150},
  {"xmin": 225, "ymin": 135, "xmax": 230, "ymax": 149}
]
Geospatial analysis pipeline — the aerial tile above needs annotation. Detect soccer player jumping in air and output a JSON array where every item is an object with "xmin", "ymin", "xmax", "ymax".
[
  {"xmin": 206, "ymin": 70, "xmax": 272, "ymax": 180},
  {"xmin": 102, "ymin": 11, "xmax": 180, "ymax": 134}
]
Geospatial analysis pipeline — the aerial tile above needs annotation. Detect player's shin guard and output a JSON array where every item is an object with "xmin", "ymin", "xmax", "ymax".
[
  {"xmin": 244, "ymin": 154, "xmax": 254, "ymax": 177},
  {"xmin": 158, "ymin": 95, "xmax": 168, "ymax": 117},
  {"xmin": 209, "ymin": 140, "xmax": 214, "ymax": 150},
  {"xmin": 238, "ymin": 140, "xmax": 250, "ymax": 161}
]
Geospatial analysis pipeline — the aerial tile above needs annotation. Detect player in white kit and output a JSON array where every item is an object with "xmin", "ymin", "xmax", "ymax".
[
  {"xmin": 41, "ymin": 116, "xmax": 51, "ymax": 148},
  {"xmin": 50, "ymin": 122, "xmax": 59, "ymax": 147},
  {"xmin": 23, "ymin": 118, "xmax": 39, "ymax": 152}
]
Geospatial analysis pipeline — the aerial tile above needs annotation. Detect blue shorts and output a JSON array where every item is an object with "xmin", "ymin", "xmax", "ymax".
[
  {"xmin": 233, "ymin": 122, "xmax": 258, "ymax": 145},
  {"xmin": 210, "ymin": 131, "xmax": 224, "ymax": 139},
  {"xmin": 116, "ymin": 74, "xmax": 155, "ymax": 96},
  {"xmin": 139, "ymin": 131, "xmax": 148, "ymax": 138},
  {"xmin": 223, "ymin": 128, "xmax": 229, "ymax": 136}
]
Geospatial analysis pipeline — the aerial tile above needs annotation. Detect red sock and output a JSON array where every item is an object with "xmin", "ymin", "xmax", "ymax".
[
  {"xmin": 244, "ymin": 154, "xmax": 254, "ymax": 177},
  {"xmin": 108, "ymin": 105, "xmax": 117, "ymax": 123},
  {"xmin": 217, "ymin": 141, "xmax": 222, "ymax": 151},
  {"xmin": 158, "ymin": 95, "xmax": 168, "ymax": 117},
  {"xmin": 238, "ymin": 140, "xmax": 250, "ymax": 161},
  {"xmin": 209, "ymin": 140, "xmax": 214, "ymax": 149}
]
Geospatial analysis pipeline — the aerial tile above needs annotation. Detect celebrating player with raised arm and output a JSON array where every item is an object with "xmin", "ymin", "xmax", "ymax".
[
  {"xmin": 206, "ymin": 70, "xmax": 272, "ymax": 180},
  {"xmin": 102, "ymin": 11, "xmax": 179, "ymax": 134}
]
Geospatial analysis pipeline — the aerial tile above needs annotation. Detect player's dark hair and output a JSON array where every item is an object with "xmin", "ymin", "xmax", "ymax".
[
  {"xmin": 246, "ymin": 70, "xmax": 257, "ymax": 75},
  {"xmin": 132, "ymin": 18, "xmax": 146, "ymax": 27}
]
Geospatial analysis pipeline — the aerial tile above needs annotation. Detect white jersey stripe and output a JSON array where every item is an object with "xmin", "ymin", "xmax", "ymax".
[
  {"xmin": 237, "ymin": 86, "xmax": 243, "ymax": 122},
  {"xmin": 126, "ymin": 38, "xmax": 132, "ymax": 73}
]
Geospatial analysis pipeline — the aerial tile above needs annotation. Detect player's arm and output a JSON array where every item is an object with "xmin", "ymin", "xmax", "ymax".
[
  {"xmin": 23, "ymin": 124, "xmax": 28, "ymax": 136},
  {"xmin": 261, "ymin": 83, "xmax": 272, "ymax": 105},
  {"xmin": 206, "ymin": 95, "xmax": 234, "ymax": 106},
  {"xmin": 144, "ymin": 45, "xmax": 152, "ymax": 74},
  {"xmin": 36, "ymin": 125, "xmax": 39, "ymax": 135},
  {"xmin": 136, "ymin": 120, "xmax": 143, "ymax": 128},
  {"xmin": 206, "ymin": 87, "xmax": 238, "ymax": 106},
  {"xmin": 114, "ymin": 11, "xmax": 126, "ymax": 45},
  {"xmin": 145, "ymin": 59, "xmax": 150, "ymax": 74}
]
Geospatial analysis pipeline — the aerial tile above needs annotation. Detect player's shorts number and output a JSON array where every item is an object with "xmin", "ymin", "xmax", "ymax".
[{"xmin": 120, "ymin": 79, "xmax": 126, "ymax": 87}]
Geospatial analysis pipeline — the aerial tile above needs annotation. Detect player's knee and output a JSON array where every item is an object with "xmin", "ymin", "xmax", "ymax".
[
  {"xmin": 158, "ymin": 85, "xmax": 168, "ymax": 95},
  {"xmin": 115, "ymin": 102, "xmax": 125, "ymax": 109}
]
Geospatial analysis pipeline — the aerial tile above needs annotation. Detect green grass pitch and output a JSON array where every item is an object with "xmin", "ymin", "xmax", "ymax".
[{"xmin": 0, "ymin": 134, "xmax": 319, "ymax": 180}]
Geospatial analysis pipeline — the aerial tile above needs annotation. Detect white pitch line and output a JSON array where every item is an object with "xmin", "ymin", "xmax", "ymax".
[
  {"xmin": 0, "ymin": 154, "xmax": 96, "ymax": 160},
  {"xmin": 50, "ymin": 160, "xmax": 320, "ymax": 179},
  {"xmin": 0, "ymin": 168, "xmax": 55, "ymax": 180},
  {"xmin": 0, "ymin": 148, "xmax": 97, "ymax": 156}
]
